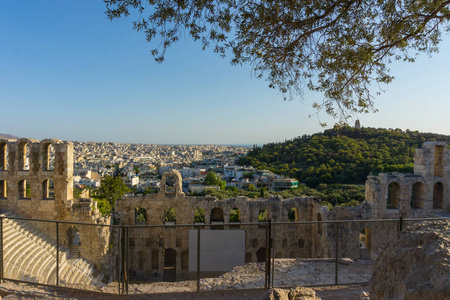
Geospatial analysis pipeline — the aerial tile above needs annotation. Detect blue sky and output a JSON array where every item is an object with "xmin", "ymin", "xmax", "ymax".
[{"xmin": 1, "ymin": 1, "xmax": 450, "ymax": 145}]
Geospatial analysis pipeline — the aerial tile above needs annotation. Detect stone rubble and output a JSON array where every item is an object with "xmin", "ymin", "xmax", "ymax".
[{"xmin": 370, "ymin": 220, "xmax": 450, "ymax": 300}]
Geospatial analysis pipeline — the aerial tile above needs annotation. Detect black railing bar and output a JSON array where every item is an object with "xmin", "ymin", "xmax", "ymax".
[
  {"xmin": 3, "ymin": 278, "xmax": 117, "ymax": 296},
  {"xmin": 402, "ymin": 217, "xmax": 450, "ymax": 221},
  {"xmin": 3, "ymin": 216, "xmax": 447, "ymax": 229},
  {"xmin": 122, "ymin": 217, "xmax": 450, "ymax": 228},
  {"xmin": 123, "ymin": 222, "xmax": 272, "ymax": 228},
  {"xmin": 2, "ymin": 216, "xmax": 121, "ymax": 227},
  {"xmin": 273, "ymin": 217, "xmax": 450, "ymax": 225}
]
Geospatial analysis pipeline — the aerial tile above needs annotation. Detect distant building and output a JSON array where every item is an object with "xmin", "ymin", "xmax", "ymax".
[
  {"xmin": 123, "ymin": 175, "xmax": 139, "ymax": 187},
  {"xmin": 271, "ymin": 178, "xmax": 299, "ymax": 191},
  {"xmin": 78, "ymin": 178, "xmax": 101, "ymax": 188}
]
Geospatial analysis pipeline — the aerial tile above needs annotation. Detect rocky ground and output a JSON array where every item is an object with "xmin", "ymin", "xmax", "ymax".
[
  {"xmin": 0, "ymin": 258, "xmax": 373, "ymax": 299},
  {"xmin": 370, "ymin": 220, "xmax": 450, "ymax": 300}
]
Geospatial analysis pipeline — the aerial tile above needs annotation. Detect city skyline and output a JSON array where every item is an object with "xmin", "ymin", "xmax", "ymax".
[{"xmin": 1, "ymin": 0, "xmax": 450, "ymax": 145}]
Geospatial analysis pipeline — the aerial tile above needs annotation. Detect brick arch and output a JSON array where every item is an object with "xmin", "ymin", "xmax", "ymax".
[
  {"xmin": 0, "ymin": 139, "xmax": 12, "ymax": 170},
  {"xmin": 433, "ymin": 182, "xmax": 444, "ymax": 209},
  {"xmin": 210, "ymin": 207, "xmax": 224, "ymax": 222},
  {"xmin": 160, "ymin": 169, "xmax": 184, "ymax": 196},
  {"xmin": 387, "ymin": 182, "xmax": 400, "ymax": 209},
  {"xmin": 41, "ymin": 139, "xmax": 62, "ymax": 171},
  {"xmin": 411, "ymin": 182, "xmax": 425, "ymax": 209},
  {"xmin": 17, "ymin": 138, "xmax": 38, "ymax": 171},
  {"xmin": 288, "ymin": 207, "xmax": 298, "ymax": 222},
  {"xmin": 0, "ymin": 180, "xmax": 7, "ymax": 198},
  {"xmin": 18, "ymin": 179, "xmax": 30, "ymax": 199},
  {"xmin": 42, "ymin": 178, "xmax": 55, "ymax": 199}
]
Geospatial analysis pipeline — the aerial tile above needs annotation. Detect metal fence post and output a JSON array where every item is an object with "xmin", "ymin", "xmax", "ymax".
[
  {"xmin": 121, "ymin": 224, "xmax": 126, "ymax": 295},
  {"xmin": 197, "ymin": 226, "xmax": 201, "ymax": 291},
  {"xmin": 271, "ymin": 221, "xmax": 274, "ymax": 289},
  {"xmin": 265, "ymin": 222, "xmax": 270, "ymax": 289},
  {"xmin": 0, "ymin": 217, "xmax": 3, "ymax": 283},
  {"xmin": 268, "ymin": 220, "xmax": 272, "ymax": 289},
  {"xmin": 335, "ymin": 222, "xmax": 339, "ymax": 285},
  {"xmin": 118, "ymin": 226, "xmax": 121, "ymax": 295},
  {"xmin": 56, "ymin": 222, "xmax": 59, "ymax": 286},
  {"xmin": 125, "ymin": 227, "xmax": 129, "ymax": 295}
]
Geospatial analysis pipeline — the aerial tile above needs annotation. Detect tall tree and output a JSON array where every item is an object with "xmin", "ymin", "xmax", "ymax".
[
  {"xmin": 93, "ymin": 175, "xmax": 130, "ymax": 210},
  {"xmin": 203, "ymin": 171, "xmax": 221, "ymax": 186},
  {"xmin": 105, "ymin": 0, "xmax": 450, "ymax": 120}
]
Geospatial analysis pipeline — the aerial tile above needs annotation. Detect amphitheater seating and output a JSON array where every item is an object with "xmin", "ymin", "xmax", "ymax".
[{"xmin": 0, "ymin": 211, "xmax": 101, "ymax": 288}]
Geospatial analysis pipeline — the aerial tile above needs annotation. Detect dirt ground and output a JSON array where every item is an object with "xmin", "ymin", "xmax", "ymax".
[
  {"xmin": 0, "ymin": 280, "xmax": 370, "ymax": 299},
  {"xmin": 0, "ymin": 258, "xmax": 372, "ymax": 299}
]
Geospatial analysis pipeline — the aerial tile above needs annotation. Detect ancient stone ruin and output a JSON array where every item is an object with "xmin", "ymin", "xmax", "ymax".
[{"xmin": 0, "ymin": 138, "xmax": 448, "ymax": 288}]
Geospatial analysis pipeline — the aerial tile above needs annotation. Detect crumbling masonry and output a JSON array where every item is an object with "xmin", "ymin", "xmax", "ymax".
[{"xmin": 0, "ymin": 138, "xmax": 448, "ymax": 282}]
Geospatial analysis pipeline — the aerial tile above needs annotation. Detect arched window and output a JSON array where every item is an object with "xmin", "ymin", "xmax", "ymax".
[
  {"xmin": 0, "ymin": 180, "xmax": 7, "ymax": 198},
  {"xmin": 194, "ymin": 207, "xmax": 205, "ymax": 223},
  {"xmin": 288, "ymin": 207, "xmax": 298, "ymax": 222},
  {"xmin": 256, "ymin": 248, "xmax": 266, "ymax": 262},
  {"xmin": 18, "ymin": 180, "xmax": 30, "ymax": 199},
  {"xmin": 359, "ymin": 227, "xmax": 372, "ymax": 259},
  {"xmin": 433, "ymin": 182, "xmax": 444, "ymax": 209},
  {"xmin": 138, "ymin": 251, "xmax": 145, "ymax": 270},
  {"xmin": 42, "ymin": 143, "xmax": 55, "ymax": 171},
  {"xmin": 136, "ymin": 207, "xmax": 147, "ymax": 224},
  {"xmin": 317, "ymin": 213, "xmax": 322, "ymax": 236},
  {"xmin": 18, "ymin": 141, "xmax": 31, "ymax": 171},
  {"xmin": 258, "ymin": 208, "xmax": 268, "ymax": 222},
  {"xmin": 387, "ymin": 182, "xmax": 400, "ymax": 209},
  {"xmin": 42, "ymin": 179, "xmax": 55, "ymax": 199},
  {"xmin": 0, "ymin": 142, "xmax": 8, "ymax": 170},
  {"xmin": 434, "ymin": 145, "xmax": 444, "ymax": 177},
  {"xmin": 160, "ymin": 170, "xmax": 183, "ymax": 195},
  {"xmin": 210, "ymin": 208, "xmax": 224, "ymax": 222},
  {"xmin": 229, "ymin": 208, "xmax": 240, "ymax": 223},
  {"xmin": 165, "ymin": 207, "xmax": 176, "ymax": 223},
  {"xmin": 411, "ymin": 182, "xmax": 424, "ymax": 209},
  {"xmin": 163, "ymin": 248, "xmax": 177, "ymax": 282},
  {"xmin": 68, "ymin": 226, "xmax": 80, "ymax": 258}
]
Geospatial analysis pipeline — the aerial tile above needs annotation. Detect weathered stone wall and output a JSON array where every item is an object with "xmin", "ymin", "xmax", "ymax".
[
  {"xmin": 116, "ymin": 193, "xmax": 327, "ymax": 280},
  {"xmin": 1, "ymin": 138, "xmax": 448, "ymax": 284},
  {"xmin": 0, "ymin": 138, "xmax": 112, "ymax": 273},
  {"xmin": 366, "ymin": 141, "xmax": 449, "ymax": 218}
]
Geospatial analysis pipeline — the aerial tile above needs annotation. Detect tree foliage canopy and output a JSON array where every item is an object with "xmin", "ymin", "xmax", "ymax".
[
  {"xmin": 93, "ymin": 175, "xmax": 130, "ymax": 212},
  {"xmin": 239, "ymin": 126, "xmax": 450, "ymax": 187},
  {"xmin": 203, "ymin": 170, "xmax": 222, "ymax": 186},
  {"xmin": 105, "ymin": 0, "xmax": 450, "ymax": 119}
]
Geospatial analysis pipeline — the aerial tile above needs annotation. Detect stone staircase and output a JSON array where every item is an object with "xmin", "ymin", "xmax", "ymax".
[{"xmin": 0, "ymin": 211, "xmax": 102, "ymax": 288}]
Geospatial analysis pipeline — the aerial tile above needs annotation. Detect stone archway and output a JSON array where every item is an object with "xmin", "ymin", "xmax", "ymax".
[
  {"xmin": 163, "ymin": 248, "xmax": 177, "ymax": 282},
  {"xmin": 433, "ymin": 182, "xmax": 444, "ymax": 209},
  {"xmin": 67, "ymin": 226, "xmax": 80, "ymax": 258},
  {"xmin": 256, "ymin": 247, "xmax": 266, "ymax": 262},
  {"xmin": 160, "ymin": 170, "xmax": 184, "ymax": 196},
  {"xmin": 387, "ymin": 182, "xmax": 400, "ymax": 209},
  {"xmin": 411, "ymin": 182, "xmax": 425, "ymax": 209},
  {"xmin": 359, "ymin": 227, "xmax": 372, "ymax": 259}
]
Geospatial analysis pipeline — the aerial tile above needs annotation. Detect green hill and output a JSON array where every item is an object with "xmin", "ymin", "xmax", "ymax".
[{"xmin": 240, "ymin": 126, "xmax": 450, "ymax": 187}]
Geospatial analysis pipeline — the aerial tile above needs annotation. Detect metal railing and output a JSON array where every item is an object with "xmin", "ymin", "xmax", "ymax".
[{"xmin": 0, "ymin": 215, "xmax": 448, "ymax": 295}]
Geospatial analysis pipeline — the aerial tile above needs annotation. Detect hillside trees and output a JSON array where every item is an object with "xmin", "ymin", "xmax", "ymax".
[
  {"xmin": 239, "ymin": 126, "xmax": 450, "ymax": 187},
  {"xmin": 105, "ymin": 0, "xmax": 450, "ymax": 119}
]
